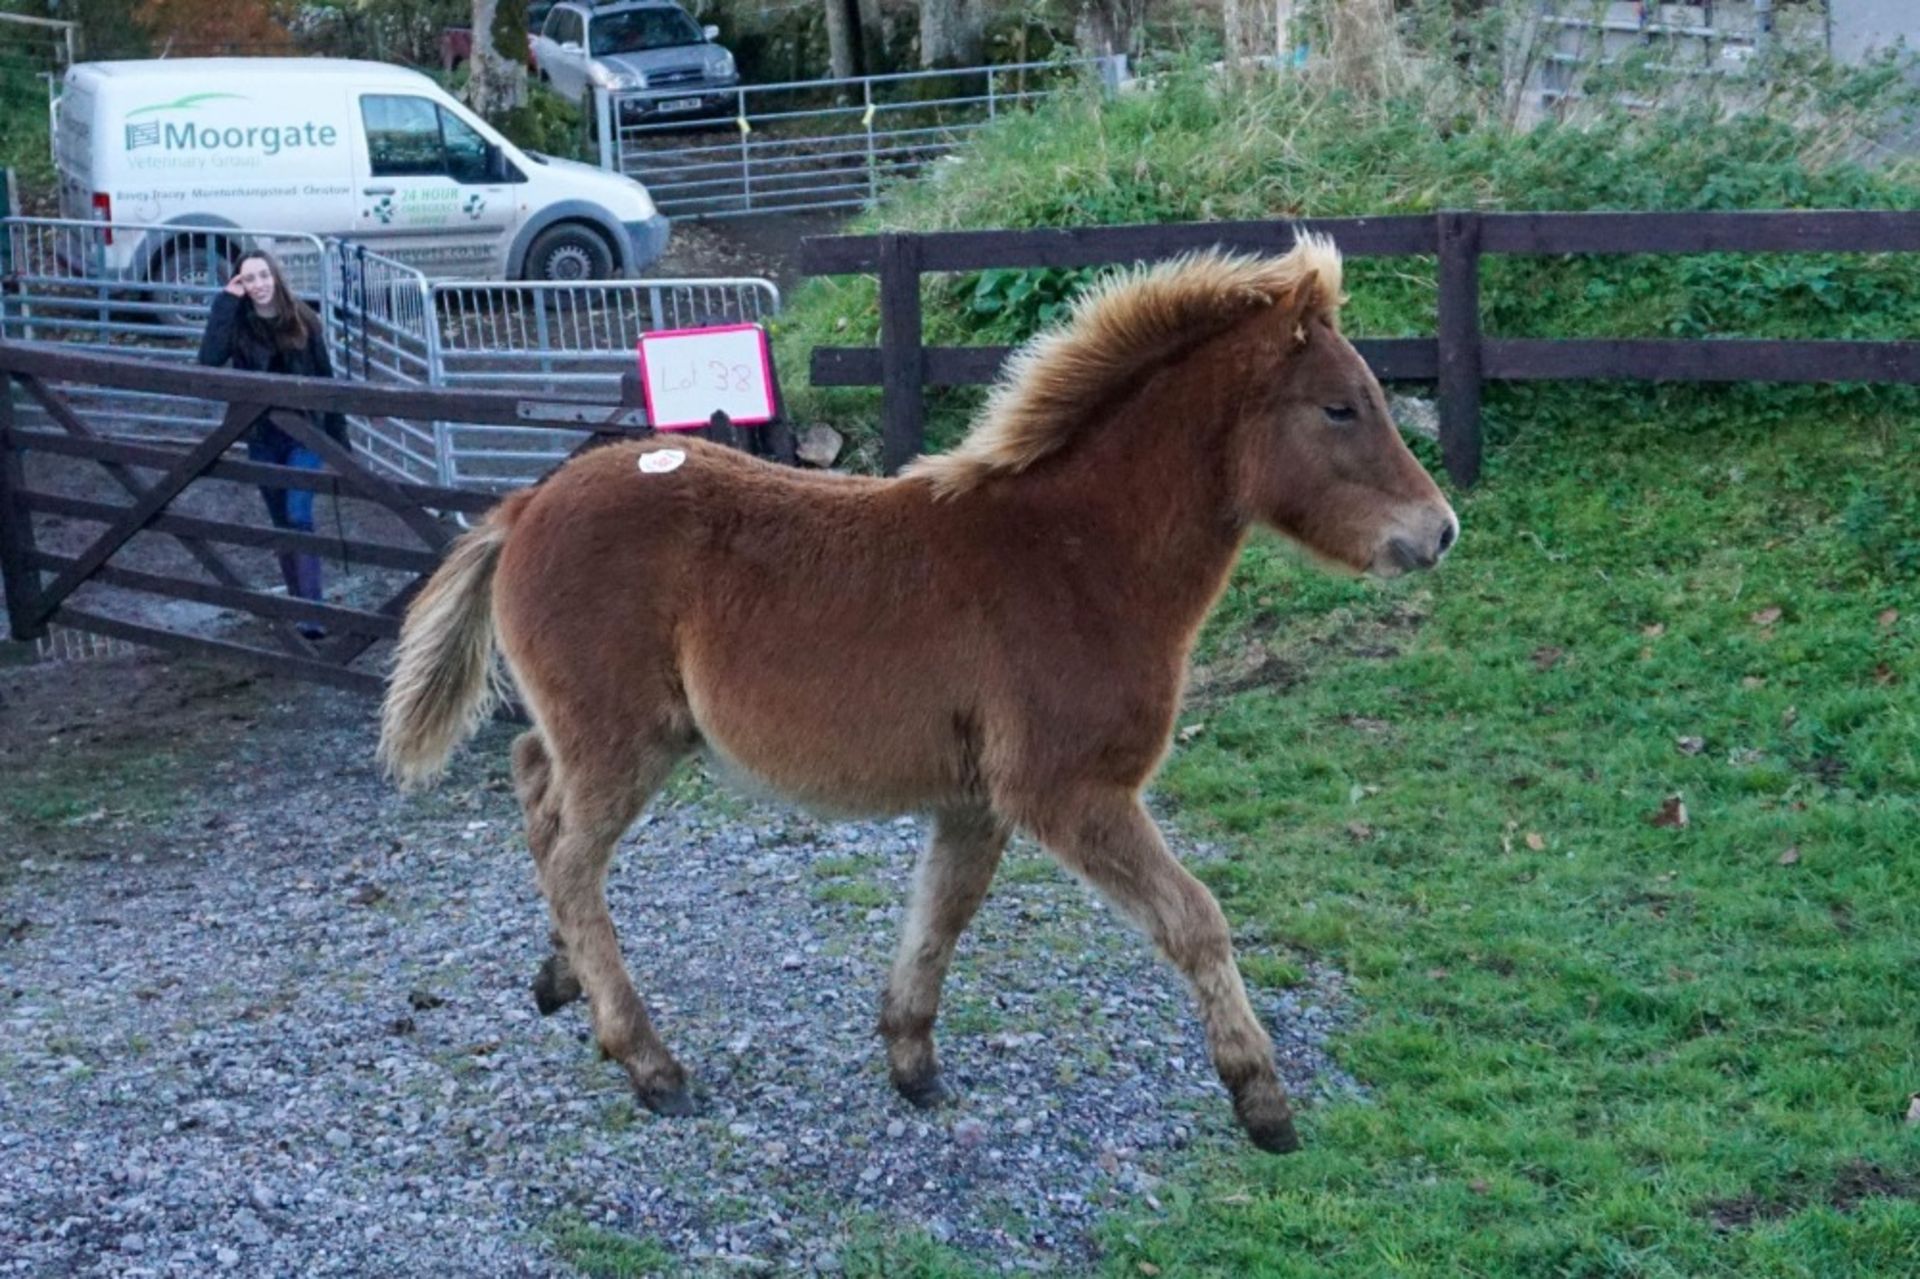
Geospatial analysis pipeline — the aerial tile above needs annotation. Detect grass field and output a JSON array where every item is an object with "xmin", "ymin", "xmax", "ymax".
[
  {"xmin": 831, "ymin": 382, "xmax": 1917, "ymax": 1277},
  {"xmin": 1106, "ymin": 382, "xmax": 1919, "ymax": 1277}
]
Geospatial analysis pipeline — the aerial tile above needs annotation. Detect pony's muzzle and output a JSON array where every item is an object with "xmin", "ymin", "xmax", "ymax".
[{"xmin": 1376, "ymin": 508, "xmax": 1459, "ymax": 576}]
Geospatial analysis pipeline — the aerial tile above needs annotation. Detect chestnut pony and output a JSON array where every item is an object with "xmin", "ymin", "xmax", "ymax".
[{"xmin": 379, "ymin": 237, "xmax": 1457, "ymax": 1153}]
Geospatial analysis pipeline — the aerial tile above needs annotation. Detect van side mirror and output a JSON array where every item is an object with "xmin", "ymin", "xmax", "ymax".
[{"xmin": 702, "ymin": 24, "xmax": 719, "ymax": 41}]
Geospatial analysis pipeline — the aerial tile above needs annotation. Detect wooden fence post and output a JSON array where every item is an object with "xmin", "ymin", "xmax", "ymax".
[
  {"xmin": 1436, "ymin": 210, "xmax": 1484, "ymax": 487},
  {"xmin": 0, "ymin": 375, "xmax": 48, "ymax": 641},
  {"xmin": 877, "ymin": 231, "xmax": 926, "ymax": 475}
]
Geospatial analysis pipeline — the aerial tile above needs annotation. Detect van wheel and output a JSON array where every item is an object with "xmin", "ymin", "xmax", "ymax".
[
  {"xmin": 526, "ymin": 224, "xmax": 614, "ymax": 283},
  {"xmin": 151, "ymin": 235, "xmax": 237, "ymax": 330}
]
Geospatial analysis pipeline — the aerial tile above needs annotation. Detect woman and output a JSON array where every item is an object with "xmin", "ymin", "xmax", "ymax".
[{"xmin": 196, "ymin": 250, "xmax": 347, "ymax": 640}]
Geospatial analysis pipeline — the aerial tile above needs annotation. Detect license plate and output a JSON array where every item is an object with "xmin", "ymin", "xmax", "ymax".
[{"xmin": 656, "ymin": 97, "xmax": 702, "ymax": 113}]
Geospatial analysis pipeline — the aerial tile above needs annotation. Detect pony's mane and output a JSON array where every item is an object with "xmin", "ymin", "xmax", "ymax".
[{"xmin": 904, "ymin": 237, "xmax": 1344, "ymax": 499}]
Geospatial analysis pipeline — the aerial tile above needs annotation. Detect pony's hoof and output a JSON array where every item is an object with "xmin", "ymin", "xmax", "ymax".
[
  {"xmin": 636, "ymin": 1083, "xmax": 698, "ymax": 1118},
  {"xmin": 893, "ymin": 1069, "xmax": 956, "ymax": 1110},
  {"xmin": 1236, "ymin": 1098, "xmax": 1302, "ymax": 1154},
  {"xmin": 530, "ymin": 955, "xmax": 583, "ymax": 1016}
]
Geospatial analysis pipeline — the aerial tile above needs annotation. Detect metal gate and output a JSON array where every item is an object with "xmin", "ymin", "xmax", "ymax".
[
  {"xmin": 425, "ymin": 276, "xmax": 780, "ymax": 488},
  {"xmin": 323, "ymin": 241, "xmax": 442, "ymax": 486},
  {"xmin": 3, "ymin": 216, "xmax": 781, "ymax": 494},
  {"xmin": 0, "ymin": 216, "xmax": 330, "ymax": 438},
  {"xmin": 596, "ymin": 57, "xmax": 1128, "ymax": 219},
  {"xmin": 1524, "ymin": 1, "xmax": 1826, "ymax": 115}
]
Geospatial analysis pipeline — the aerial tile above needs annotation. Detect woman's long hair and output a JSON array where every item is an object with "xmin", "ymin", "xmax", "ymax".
[{"xmin": 239, "ymin": 248, "xmax": 319, "ymax": 352}]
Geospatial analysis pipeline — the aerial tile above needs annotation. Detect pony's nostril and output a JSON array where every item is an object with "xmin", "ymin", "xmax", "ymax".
[{"xmin": 1436, "ymin": 520, "xmax": 1458, "ymax": 557}]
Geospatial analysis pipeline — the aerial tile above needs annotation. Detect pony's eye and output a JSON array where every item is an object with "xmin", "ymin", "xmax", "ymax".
[{"xmin": 1324, "ymin": 405, "xmax": 1357, "ymax": 424}]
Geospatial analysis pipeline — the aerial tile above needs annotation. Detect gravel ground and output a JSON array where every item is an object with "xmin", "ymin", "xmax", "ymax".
[{"xmin": 0, "ymin": 653, "xmax": 1360, "ymax": 1278}]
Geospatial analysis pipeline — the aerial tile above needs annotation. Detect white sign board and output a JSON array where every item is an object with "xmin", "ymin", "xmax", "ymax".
[{"xmin": 636, "ymin": 324, "xmax": 778, "ymax": 432}]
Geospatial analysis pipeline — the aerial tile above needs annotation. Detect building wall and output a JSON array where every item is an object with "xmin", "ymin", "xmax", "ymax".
[{"xmin": 1829, "ymin": 0, "xmax": 1920, "ymax": 63}]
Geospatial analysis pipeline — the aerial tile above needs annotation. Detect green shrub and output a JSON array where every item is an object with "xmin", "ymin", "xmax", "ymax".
[{"xmin": 488, "ymin": 82, "xmax": 589, "ymax": 162}]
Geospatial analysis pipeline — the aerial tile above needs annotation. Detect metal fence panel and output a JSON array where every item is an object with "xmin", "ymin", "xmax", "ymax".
[
  {"xmin": 1, "ymin": 216, "xmax": 329, "ymax": 437},
  {"xmin": 428, "ymin": 276, "xmax": 780, "ymax": 488},
  {"xmin": 602, "ymin": 57, "xmax": 1125, "ymax": 219},
  {"xmin": 2, "ymin": 216, "xmax": 781, "ymax": 497},
  {"xmin": 321, "ymin": 241, "xmax": 443, "ymax": 487}
]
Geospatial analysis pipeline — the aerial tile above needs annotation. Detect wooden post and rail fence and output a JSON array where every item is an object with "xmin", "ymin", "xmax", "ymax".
[{"xmin": 798, "ymin": 208, "xmax": 1920, "ymax": 485}]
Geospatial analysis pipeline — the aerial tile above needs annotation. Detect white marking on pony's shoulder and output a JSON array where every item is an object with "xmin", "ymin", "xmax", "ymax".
[{"xmin": 639, "ymin": 449, "xmax": 686, "ymax": 474}]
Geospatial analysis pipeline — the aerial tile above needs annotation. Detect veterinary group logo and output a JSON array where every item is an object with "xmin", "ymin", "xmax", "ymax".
[{"xmin": 121, "ymin": 93, "xmax": 340, "ymax": 159}]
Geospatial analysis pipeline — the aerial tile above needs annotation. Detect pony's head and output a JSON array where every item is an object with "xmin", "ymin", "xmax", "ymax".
[
  {"xmin": 906, "ymin": 238, "xmax": 1457, "ymax": 577},
  {"xmin": 1226, "ymin": 237, "xmax": 1458, "ymax": 578}
]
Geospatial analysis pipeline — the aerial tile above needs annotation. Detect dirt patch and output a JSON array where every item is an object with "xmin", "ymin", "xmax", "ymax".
[
  {"xmin": 1702, "ymin": 1159, "xmax": 1920, "ymax": 1231},
  {"xmin": 652, "ymin": 211, "xmax": 855, "ymax": 297},
  {"xmin": 0, "ymin": 658, "xmax": 278, "ymax": 861}
]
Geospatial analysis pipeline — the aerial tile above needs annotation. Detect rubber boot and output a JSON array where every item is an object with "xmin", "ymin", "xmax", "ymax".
[
  {"xmin": 293, "ymin": 553, "xmax": 324, "ymax": 604},
  {"xmin": 292, "ymin": 553, "xmax": 327, "ymax": 641}
]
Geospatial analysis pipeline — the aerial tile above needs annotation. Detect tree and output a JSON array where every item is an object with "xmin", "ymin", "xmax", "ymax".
[
  {"xmin": 856, "ymin": 0, "xmax": 887, "ymax": 72},
  {"xmin": 467, "ymin": 0, "xmax": 526, "ymax": 115},
  {"xmin": 1222, "ymin": 0, "xmax": 1294, "ymax": 65},
  {"xmin": 135, "ymin": 0, "xmax": 292, "ymax": 55},
  {"xmin": 919, "ymin": 0, "xmax": 983, "ymax": 69},
  {"xmin": 824, "ymin": 0, "xmax": 865, "ymax": 79},
  {"xmin": 1065, "ymin": 0, "xmax": 1156, "ymax": 59}
]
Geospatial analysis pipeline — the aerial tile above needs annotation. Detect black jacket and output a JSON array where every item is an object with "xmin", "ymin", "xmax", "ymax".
[{"xmin": 196, "ymin": 292, "xmax": 348, "ymax": 448}]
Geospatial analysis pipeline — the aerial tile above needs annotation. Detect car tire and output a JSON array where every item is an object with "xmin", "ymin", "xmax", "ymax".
[{"xmin": 525, "ymin": 223, "xmax": 616, "ymax": 283}]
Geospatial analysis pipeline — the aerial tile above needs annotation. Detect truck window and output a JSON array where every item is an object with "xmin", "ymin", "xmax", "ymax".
[{"xmin": 362, "ymin": 95, "xmax": 497, "ymax": 183}]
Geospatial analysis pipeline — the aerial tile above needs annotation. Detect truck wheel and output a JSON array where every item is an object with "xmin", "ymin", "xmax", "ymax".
[{"xmin": 526, "ymin": 223, "xmax": 614, "ymax": 282}]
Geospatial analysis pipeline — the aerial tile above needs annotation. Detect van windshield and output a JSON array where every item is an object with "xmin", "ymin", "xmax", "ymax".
[{"xmin": 589, "ymin": 8, "xmax": 702, "ymax": 56}]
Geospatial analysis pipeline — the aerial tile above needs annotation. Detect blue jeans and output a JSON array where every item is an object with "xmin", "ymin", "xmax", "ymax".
[{"xmin": 248, "ymin": 433, "xmax": 323, "ymax": 532}]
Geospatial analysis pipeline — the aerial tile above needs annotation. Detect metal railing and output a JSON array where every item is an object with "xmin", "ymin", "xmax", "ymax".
[
  {"xmin": 1524, "ymin": 0, "xmax": 1822, "ymax": 115},
  {"xmin": 427, "ymin": 276, "xmax": 780, "ymax": 488},
  {"xmin": 0, "ymin": 11, "xmax": 76, "ymax": 136},
  {"xmin": 1, "ymin": 216, "xmax": 330, "ymax": 437},
  {"xmin": 597, "ymin": 56, "xmax": 1128, "ymax": 219},
  {"xmin": 4, "ymin": 218, "xmax": 780, "ymax": 495},
  {"xmin": 322, "ymin": 241, "xmax": 443, "ymax": 486}
]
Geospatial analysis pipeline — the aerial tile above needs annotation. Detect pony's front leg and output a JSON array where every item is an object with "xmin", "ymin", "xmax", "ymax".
[
  {"xmin": 1032, "ymin": 788, "xmax": 1300, "ymax": 1154},
  {"xmin": 879, "ymin": 808, "xmax": 1009, "ymax": 1108}
]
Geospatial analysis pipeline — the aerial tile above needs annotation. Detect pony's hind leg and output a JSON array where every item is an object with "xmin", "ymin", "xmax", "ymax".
[
  {"xmin": 511, "ymin": 731, "xmax": 581, "ymax": 1016},
  {"xmin": 1032, "ymin": 789, "xmax": 1299, "ymax": 1155},
  {"xmin": 526, "ymin": 726, "xmax": 696, "ymax": 1115},
  {"xmin": 879, "ymin": 808, "xmax": 1010, "ymax": 1108}
]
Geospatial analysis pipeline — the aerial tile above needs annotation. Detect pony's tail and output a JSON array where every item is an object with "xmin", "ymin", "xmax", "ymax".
[{"xmin": 378, "ymin": 504, "xmax": 518, "ymax": 790}]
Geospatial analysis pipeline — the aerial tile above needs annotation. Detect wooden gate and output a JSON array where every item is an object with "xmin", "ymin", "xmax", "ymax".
[{"xmin": 0, "ymin": 342, "xmax": 652, "ymax": 694}]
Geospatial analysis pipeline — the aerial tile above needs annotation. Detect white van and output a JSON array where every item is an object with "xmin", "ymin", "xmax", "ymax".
[{"xmin": 55, "ymin": 58, "xmax": 670, "ymax": 282}]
